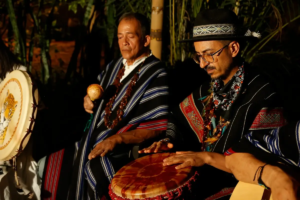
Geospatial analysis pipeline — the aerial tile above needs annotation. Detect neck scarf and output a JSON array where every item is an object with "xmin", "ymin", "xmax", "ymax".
[
  {"xmin": 200, "ymin": 65, "xmax": 244, "ymax": 151},
  {"xmin": 212, "ymin": 65, "xmax": 244, "ymax": 111}
]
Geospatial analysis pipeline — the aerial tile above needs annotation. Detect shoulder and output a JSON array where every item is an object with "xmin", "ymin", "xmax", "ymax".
[
  {"xmin": 140, "ymin": 55, "xmax": 168, "ymax": 78},
  {"xmin": 244, "ymin": 66, "xmax": 277, "ymax": 96}
]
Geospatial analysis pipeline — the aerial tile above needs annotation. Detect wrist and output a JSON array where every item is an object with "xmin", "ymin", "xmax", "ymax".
[
  {"xmin": 262, "ymin": 165, "xmax": 287, "ymax": 189},
  {"xmin": 110, "ymin": 134, "xmax": 123, "ymax": 145},
  {"xmin": 200, "ymin": 152, "xmax": 211, "ymax": 165}
]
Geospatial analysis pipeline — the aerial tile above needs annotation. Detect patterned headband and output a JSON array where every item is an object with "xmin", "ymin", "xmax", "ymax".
[
  {"xmin": 193, "ymin": 24, "xmax": 262, "ymax": 39},
  {"xmin": 193, "ymin": 24, "xmax": 236, "ymax": 37}
]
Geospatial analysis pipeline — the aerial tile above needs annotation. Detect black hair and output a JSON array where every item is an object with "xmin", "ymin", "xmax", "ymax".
[
  {"xmin": 0, "ymin": 40, "xmax": 22, "ymax": 80},
  {"xmin": 118, "ymin": 12, "xmax": 150, "ymax": 38}
]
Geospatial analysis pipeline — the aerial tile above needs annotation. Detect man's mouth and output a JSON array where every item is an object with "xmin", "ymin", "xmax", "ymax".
[{"xmin": 205, "ymin": 66, "xmax": 216, "ymax": 74}]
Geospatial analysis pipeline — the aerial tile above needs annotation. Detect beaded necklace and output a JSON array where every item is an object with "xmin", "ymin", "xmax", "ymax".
[{"xmin": 104, "ymin": 59, "xmax": 146, "ymax": 129}]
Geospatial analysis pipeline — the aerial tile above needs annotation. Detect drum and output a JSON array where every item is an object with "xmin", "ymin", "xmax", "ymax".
[
  {"xmin": 109, "ymin": 153, "xmax": 198, "ymax": 200},
  {"xmin": 0, "ymin": 70, "xmax": 38, "ymax": 161}
]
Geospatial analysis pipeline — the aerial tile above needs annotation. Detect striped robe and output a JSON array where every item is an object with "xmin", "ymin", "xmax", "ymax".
[
  {"xmin": 166, "ymin": 66, "xmax": 285, "ymax": 199},
  {"xmin": 67, "ymin": 55, "xmax": 169, "ymax": 200},
  {"xmin": 228, "ymin": 120, "xmax": 300, "ymax": 172}
]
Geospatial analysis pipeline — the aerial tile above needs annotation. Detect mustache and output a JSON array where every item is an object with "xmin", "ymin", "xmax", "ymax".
[{"xmin": 204, "ymin": 66, "xmax": 216, "ymax": 71}]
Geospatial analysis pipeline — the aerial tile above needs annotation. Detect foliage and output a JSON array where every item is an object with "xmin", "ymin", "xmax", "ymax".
[{"xmin": 2, "ymin": 0, "xmax": 300, "ymax": 85}]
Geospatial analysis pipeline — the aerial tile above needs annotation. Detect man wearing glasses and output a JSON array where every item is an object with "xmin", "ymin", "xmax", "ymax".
[{"xmin": 139, "ymin": 9, "xmax": 291, "ymax": 199}]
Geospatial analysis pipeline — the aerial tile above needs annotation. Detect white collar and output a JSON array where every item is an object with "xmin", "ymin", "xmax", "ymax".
[{"xmin": 122, "ymin": 51, "xmax": 152, "ymax": 69}]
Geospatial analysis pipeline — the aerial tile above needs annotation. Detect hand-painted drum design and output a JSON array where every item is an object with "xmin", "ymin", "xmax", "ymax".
[
  {"xmin": 109, "ymin": 153, "xmax": 198, "ymax": 200},
  {"xmin": 0, "ymin": 70, "xmax": 38, "ymax": 161}
]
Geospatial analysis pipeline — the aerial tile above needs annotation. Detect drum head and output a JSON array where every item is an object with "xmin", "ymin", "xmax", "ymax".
[
  {"xmin": 0, "ymin": 70, "xmax": 38, "ymax": 161},
  {"xmin": 110, "ymin": 153, "xmax": 195, "ymax": 199}
]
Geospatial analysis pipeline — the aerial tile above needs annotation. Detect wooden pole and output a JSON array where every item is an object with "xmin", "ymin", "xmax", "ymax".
[{"xmin": 150, "ymin": 0, "xmax": 164, "ymax": 60}]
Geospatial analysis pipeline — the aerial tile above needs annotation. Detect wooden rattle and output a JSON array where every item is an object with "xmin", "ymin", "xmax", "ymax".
[{"xmin": 87, "ymin": 84, "xmax": 103, "ymax": 101}]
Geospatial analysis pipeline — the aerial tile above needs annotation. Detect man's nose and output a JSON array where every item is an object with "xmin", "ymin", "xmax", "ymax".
[
  {"xmin": 123, "ymin": 37, "xmax": 129, "ymax": 46},
  {"xmin": 199, "ymin": 58, "xmax": 209, "ymax": 69}
]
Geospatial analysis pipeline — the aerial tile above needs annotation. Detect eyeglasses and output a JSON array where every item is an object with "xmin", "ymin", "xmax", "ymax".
[{"xmin": 193, "ymin": 43, "xmax": 230, "ymax": 64}]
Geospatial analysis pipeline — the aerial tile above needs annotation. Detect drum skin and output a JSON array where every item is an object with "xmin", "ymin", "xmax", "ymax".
[
  {"xmin": 109, "ymin": 153, "xmax": 198, "ymax": 200},
  {"xmin": 0, "ymin": 70, "xmax": 38, "ymax": 161}
]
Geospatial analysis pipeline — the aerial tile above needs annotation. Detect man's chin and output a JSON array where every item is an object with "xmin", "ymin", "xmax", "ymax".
[
  {"xmin": 209, "ymin": 73, "xmax": 220, "ymax": 80},
  {"xmin": 121, "ymin": 52, "xmax": 132, "ymax": 59}
]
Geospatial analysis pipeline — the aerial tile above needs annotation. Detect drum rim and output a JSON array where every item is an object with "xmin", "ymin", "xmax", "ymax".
[{"xmin": 0, "ymin": 70, "xmax": 38, "ymax": 161}]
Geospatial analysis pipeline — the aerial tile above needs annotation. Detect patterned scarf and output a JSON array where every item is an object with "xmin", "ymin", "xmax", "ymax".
[{"xmin": 212, "ymin": 65, "xmax": 244, "ymax": 111}]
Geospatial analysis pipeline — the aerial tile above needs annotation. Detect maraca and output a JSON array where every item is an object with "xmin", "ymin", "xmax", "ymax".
[{"xmin": 87, "ymin": 84, "xmax": 104, "ymax": 101}]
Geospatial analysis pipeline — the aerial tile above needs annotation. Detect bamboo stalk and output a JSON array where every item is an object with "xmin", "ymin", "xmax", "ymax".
[
  {"xmin": 172, "ymin": 0, "xmax": 176, "ymax": 61},
  {"xmin": 150, "ymin": 0, "xmax": 164, "ymax": 59},
  {"xmin": 6, "ymin": 0, "xmax": 22, "ymax": 60},
  {"xmin": 169, "ymin": 0, "xmax": 172, "ymax": 65},
  {"xmin": 126, "ymin": 0, "xmax": 136, "ymax": 13},
  {"xmin": 83, "ymin": 0, "xmax": 94, "ymax": 26}
]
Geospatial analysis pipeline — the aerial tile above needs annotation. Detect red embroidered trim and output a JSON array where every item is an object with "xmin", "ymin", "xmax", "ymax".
[
  {"xmin": 205, "ymin": 187, "xmax": 235, "ymax": 200},
  {"xmin": 43, "ymin": 149, "xmax": 65, "ymax": 200},
  {"xmin": 180, "ymin": 94, "xmax": 204, "ymax": 143},
  {"xmin": 109, "ymin": 171, "xmax": 199, "ymax": 200},
  {"xmin": 116, "ymin": 124, "xmax": 135, "ymax": 134},
  {"xmin": 250, "ymin": 108, "xmax": 286, "ymax": 130},
  {"xmin": 224, "ymin": 148, "xmax": 236, "ymax": 156}
]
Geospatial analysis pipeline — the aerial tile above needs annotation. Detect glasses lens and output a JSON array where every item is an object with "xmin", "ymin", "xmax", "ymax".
[{"xmin": 203, "ymin": 54, "xmax": 214, "ymax": 63}]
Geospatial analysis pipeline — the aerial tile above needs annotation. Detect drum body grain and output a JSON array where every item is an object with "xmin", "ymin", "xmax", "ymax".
[{"xmin": 109, "ymin": 153, "xmax": 198, "ymax": 200}]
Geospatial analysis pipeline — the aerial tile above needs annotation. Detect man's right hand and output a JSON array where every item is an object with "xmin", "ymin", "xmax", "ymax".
[
  {"xmin": 138, "ymin": 139, "xmax": 173, "ymax": 154},
  {"xmin": 84, "ymin": 95, "xmax": 94, "ymax": 114}
]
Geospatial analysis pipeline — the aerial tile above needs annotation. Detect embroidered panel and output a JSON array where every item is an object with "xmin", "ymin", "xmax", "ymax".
[
  {"xmin": 43, "ymin": 149, "xmax": 65, "ymax": 200},
  {"xmin": 249, "ymin": 107, "xmax": 286, "ymax": 130},
  {"xmin": 193, "ymin": 24, "xmax": 236, "ymax": 37},
  {"xmin": 180, "ymin": 94, "xmax": 204, "ymax": 143}
]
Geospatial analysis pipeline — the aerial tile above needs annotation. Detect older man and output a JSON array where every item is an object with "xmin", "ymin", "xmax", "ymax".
[
  {"xmin": 41, "ymin": 13, "xmax": 169, "ymax": 200},
  {"xmin": 139, "ymin": 9, "xmax": 287, "ymax": 199}
]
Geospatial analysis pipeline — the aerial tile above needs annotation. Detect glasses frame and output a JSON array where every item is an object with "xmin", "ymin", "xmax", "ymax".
[{"xmin": 193, "ymin": 43, "xmax": 230, "ymax": 64}]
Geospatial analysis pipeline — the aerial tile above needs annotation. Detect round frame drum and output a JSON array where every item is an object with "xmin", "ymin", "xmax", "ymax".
[
  {"xmin": 0, "ymin": 70, "xmax": 38, "ymax": 161},
  {"xmin": 109, "ymin": 153, "xmax": 198, "ymax": 200}
]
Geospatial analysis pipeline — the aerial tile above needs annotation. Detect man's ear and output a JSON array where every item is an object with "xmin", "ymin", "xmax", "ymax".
[
  {"xmin": 229, "ymin": 41, "xmax": 240, "ymax": 58},
  {"xmin": 144, "ymin": 35, "xmax": 151, "ymax": 47}
]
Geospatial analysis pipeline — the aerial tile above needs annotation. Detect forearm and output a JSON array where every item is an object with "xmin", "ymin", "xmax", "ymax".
[
  {"xmin": 225, "ymin": 153, "xmax": 288, "ymax": 187},
  {"xmin": 113, "ymin": 129, "xmax": 163, "ymax": 145},
  {"xmin": 204, "ymin": 152, "xmax": 232, "ymax": 173}
]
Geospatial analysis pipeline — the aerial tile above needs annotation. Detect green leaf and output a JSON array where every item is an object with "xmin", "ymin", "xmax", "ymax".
[
  {"xmin": 52, "ymin": 20, "xmax": 57, "ymax": 26},
  {"xmin": 68, "ymin": 2, "xmax": 78, "ymax": 14}
]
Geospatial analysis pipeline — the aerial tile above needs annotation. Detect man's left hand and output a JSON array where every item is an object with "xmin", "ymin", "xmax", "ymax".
[
  {"xmin": 163, "ymin": 151, "xmax": 207, "ymax": 169},
  {"xmin": 88, "ymin": 135, "xmax": 122, "ymax": 160}
]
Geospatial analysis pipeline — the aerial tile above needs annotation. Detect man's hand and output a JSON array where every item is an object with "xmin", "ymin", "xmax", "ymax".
[
  {"xmin": 163, "ymin": 151, "xmax": 206, "ymax": 169},
  {"xmin": 88, "ymin": 135, "xmax": 122, "ymax": 160},
  {"xmin": 84, "ymin": 95, "xmax": 94, "ymax": 114},
  {"xmin": 138, "ymin": 139, "xmax": 173, "ymax": 154}
]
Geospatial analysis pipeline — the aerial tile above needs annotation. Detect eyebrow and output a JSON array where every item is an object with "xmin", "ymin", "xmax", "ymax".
[{"xmin": 117, "ymin": 32, "xmax": 135, "ymax": 35}]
